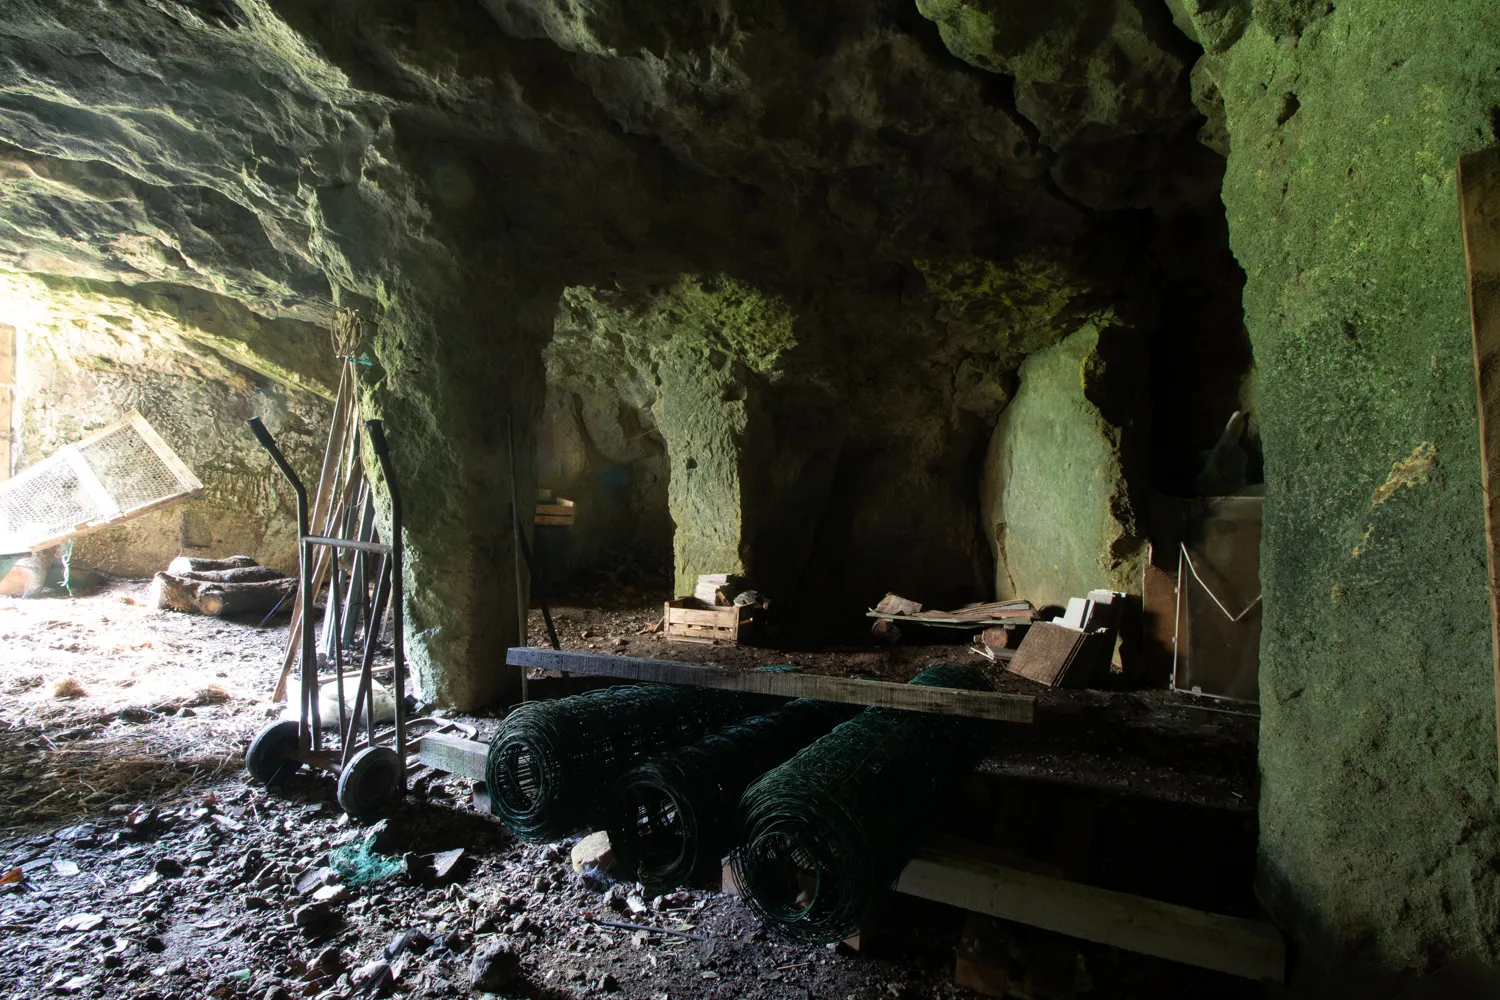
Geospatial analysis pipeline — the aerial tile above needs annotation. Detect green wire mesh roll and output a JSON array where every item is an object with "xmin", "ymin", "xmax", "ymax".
[
  {"xmin": 607, "ymin": 697, "xmax": 863, "ymax": 894},
  {"xmin": 731, "ymin": 663, "xmax": 994, "ymax": 941},
  {"xmin": 486, "ymin": 684, "xmax": 774, "ymax": 842}
]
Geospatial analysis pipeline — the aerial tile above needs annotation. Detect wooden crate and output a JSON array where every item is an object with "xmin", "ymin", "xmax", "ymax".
[
  {"xmin": 664, "ymin": 597, "xmax": 753, "ymax": 644},
  {"xmin": 534, "ymin": 497, "xmax": 575, "ymax": 526}
]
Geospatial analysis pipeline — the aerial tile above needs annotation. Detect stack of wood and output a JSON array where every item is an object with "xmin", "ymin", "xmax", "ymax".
[{"xmin": 151, "ymin": 555, "xmax": 295, "ymax": 617}]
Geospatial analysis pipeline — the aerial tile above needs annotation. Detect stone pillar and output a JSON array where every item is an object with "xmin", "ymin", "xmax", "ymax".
[
  {"xmin": 1206, "ymin": 2, "xmax": 1500, "ymax": 982},
  {"xmin": 653, "ymin": 356, "xmax": 843, "ymax": 602},
  {"xmin": 655, "ymin": 353, "xmax": 752, "ymax": 597},
  {"xmin": 980, "ymin": 320, "xmax": 1146, "ymax": 610},
  {"xmin": 311, "ymin": 161, "xmax": 551, "ymax": 711}
]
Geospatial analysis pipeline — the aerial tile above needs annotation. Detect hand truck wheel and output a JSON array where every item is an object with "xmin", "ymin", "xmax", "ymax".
[
  {"xmin": 246, "ymin": 719, "xmax": 302, "ymax": 785},
  {"xmin": 338, "ymin": 746, "xmax": 403, "ymax": 818}
]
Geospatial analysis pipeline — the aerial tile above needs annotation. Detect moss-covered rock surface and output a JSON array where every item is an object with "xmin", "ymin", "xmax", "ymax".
[
  {"xmin": 1209, "ymin": 0, "xmax": 1500, "ymax": 981},
  {"xmin": 981, "ymin": 321, "xmax": 1144, "ymax": 610}
]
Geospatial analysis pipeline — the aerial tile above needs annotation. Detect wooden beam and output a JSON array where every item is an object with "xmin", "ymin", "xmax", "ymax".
[
  {"xmin": 505, "ymin": 648, "xmax": 1035, "ymax": 723},
  {"xmin": 418, "ymin": 731, "xmax": 486, "ymax": 780},
  {"xmin": 898, "ymin": 844, "xmax": 1285, "ymax": 983},
  {"xmin": 1461, "ymin": 146, "xmax": 1500, "ymax": 773}
]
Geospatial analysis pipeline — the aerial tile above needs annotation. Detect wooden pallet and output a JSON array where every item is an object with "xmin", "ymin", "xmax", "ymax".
[{"xmin": 663, "ymin": 597, "xmax": 752, "ymax": 644}]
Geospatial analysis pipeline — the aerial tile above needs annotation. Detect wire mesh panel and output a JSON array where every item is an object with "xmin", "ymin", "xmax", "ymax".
[{"xmin": 0, "ymin": 411, "xmax": 202, "ymax": 552}]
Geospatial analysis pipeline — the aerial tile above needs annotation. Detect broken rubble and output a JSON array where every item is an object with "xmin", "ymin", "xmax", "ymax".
[
  {"xmin": 469, "ymin": 936, "xmax": 521, "ymax": 992},
  {"xmin": 571, "ymin": 831, "xmax": 614, "ymax": 874}
]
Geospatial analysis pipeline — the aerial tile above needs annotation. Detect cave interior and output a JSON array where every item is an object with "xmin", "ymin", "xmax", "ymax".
[{"xmin": 0, "ymin": 0, "xmax": 1499, "ymax": 998}]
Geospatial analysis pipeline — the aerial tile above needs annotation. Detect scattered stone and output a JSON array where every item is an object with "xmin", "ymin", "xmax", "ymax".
[
  {"xmin": 541, "ymin": 845, "xmax": 565, "ymax": 864},
  {"xmin": 51, "ymin": 858, "xmax": 80, "ymax": 877},
  {"xmin": 311, "ymin": 884, "xmax": 350, "ymax": 905},
  {"xmin": 429, "ymin": 848, "xmax": 469, "ymax": 886},
  {"xmin": 468, "ymin": 937, "xmax": 521, "ymax": 992},
  {"xmin": 244, "ymin": 895, "xmax": 270, "ymax": 911},
  {"xmin": 350, "ymin": 960, "xmax": 393, "ymax": 997},
  {"xmin": 154, "ymin": 858, "xmax": 184, "ymax": 878},
  {"xmin": 316, "ymin": 946, "xmax": 345, "ymax": 975},
  {"xmin": 58, "ymin": 913, "xmax": 105, "ymax": 932},
  {"xmin": 240, "ymin": 849, "xmax": 265, "ymax": 881},
  {"xmin": 53, "ymin": 824, "xmax": 97, "ymax": 845},
  {"xmin": 438, "ymin": 930, "xmax": 471, "ymax": 955},
  {"xmin": 571, "ymin": 832, "xmax": 614, "ymax": 874},
  {"xmin": 264, "ymin": 988, "xmax": 291, "ymax": 1000},
  {"xmin": 296, "ymin": 868, "xmax": 337, "ymax": 897},
  {"xmin": 625, "ymin": 894, "xmax": 648, "ymax": 917},
  {"xmin": 293, "ymin": 902, "xmax": 340, "ymax": 936},
  {"xmin": 167, "ymin": 959, "xmax": 188, "ymax": 975},
  {"xmin": 128, "ymin": 872, "xmax": 160, "ymax": 895},
  {"xmin": 384, "ymin": 929, "xmax": 432, "ymax": 961}
]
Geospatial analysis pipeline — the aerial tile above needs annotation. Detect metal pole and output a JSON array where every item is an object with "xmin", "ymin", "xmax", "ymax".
[
  {"xmin": 247, "ymin": 417, "xmax": 318, "ymax": 751},
  {"xmin": 366, "ymin": 419, "xmax": 406, "ymax": 786},
  {"xmin": 507, "ymin": 416, "xmax": 529, "ymax": 702}
]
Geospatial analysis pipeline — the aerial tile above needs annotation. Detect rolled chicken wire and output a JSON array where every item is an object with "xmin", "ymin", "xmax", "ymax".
[
  {"xmin": 607, "ymin": 696, "xmax": 863, "ymax": 894},
  {"xmin": 731, "ymin": 663, "xmax": 994, "ymax": 941},
  {"xmin": 486, "ymin": 683, "xmax": 775, "ymax": 842}
]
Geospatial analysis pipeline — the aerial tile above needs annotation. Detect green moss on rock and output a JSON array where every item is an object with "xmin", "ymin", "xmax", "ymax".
[
  {"xmin": 1216, "ymin": 2, "xmax": 1500, "ymax": 979},
  {"xmin": 546, "ymin": 275, "xmax": 807, "ymax": 595},
  {"xmin": 980, "ymin": 320, "xmax": 1143, "ymax": 610},
  {"xmin": 915, "ymin": 255, "xmax": 1086, "ymax": 357}
]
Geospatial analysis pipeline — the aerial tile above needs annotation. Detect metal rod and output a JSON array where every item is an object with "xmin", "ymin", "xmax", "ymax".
[
  {"xmin": 506, "ymin": 416, "xmax": 529, "ymax": 702},
  {"xmin": 330, "ymin": 553, "xmax": 347, "ymax": 744},
  {"xmin": 366, "ymin": 419, "xmax": 406, "ymax": 785},
  {"xmin": 512, "ymin": 516, "xmax": 561, "ymax": 651},
  {"xmin": 302, "ymin": 535, "xmax": 393, "ymax": 555},
  {"xmin": 247, "ymin": 417, "xmax": 318, "ymax": 752},
  {"xmin": 342, "ymin": 554, "xmax": 391, "ymax": 768},
  {"xmin": 341, "ymin": 487, "xmax": 375, "ymax": 648}
]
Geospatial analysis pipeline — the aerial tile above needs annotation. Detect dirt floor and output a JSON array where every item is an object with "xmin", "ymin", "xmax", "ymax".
[{"xmin": 0, "ymin": 579, "xmax": 1264, "ymax": 1000}]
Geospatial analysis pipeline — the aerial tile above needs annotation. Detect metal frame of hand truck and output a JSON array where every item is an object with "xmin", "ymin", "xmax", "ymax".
[{"xmin": 243, "ymin": 416, "xmax": 408, "ymax": 817}]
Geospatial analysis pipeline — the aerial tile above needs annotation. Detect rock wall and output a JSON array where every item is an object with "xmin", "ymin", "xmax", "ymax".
[
  {"xmin": 0, "ymin": 272, "xmax": 333, "ymax": 578},
  {"xmin": 0, "ymin": 0, "xmax": 1252, "ymax": 701},
  {"xmin": 981, "ymin": 320, "xmax": 1147, "ymax": 611},
  {"xmin": 1195, "ymin": 0, "xmax": 1500, "ymax": 985}
]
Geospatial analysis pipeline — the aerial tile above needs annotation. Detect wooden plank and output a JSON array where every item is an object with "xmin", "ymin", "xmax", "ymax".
[
  {"xmin": 59, "ymin": 446, "xmax": 121, "ymax": 519},
  {"xmin": 418, "ymin": 731, "xmax": 487, "ymax": 780},
  {"xmin": 1460, "ymin": 147, "xmax": 1500, "ymax": 773},
  {"xmin": 897, "ymin": 845, "xmax": 1284, "ymax": 983},
  {"xmin": 667, "ymin": 607, "xmax": 740, "ymax": 628},
  {"xmin": 667, "ymin": 624, "xmax": 735, "ymax": 638},
  {"xmin": 505, "ymin": 648, "xmax": 1035, "ymax": 723}
]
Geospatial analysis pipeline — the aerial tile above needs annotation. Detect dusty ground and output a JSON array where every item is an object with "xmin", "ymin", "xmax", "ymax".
[{"xmin": 0, "ymin": 579, "xmax": 1263, "ymax": 1000}]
